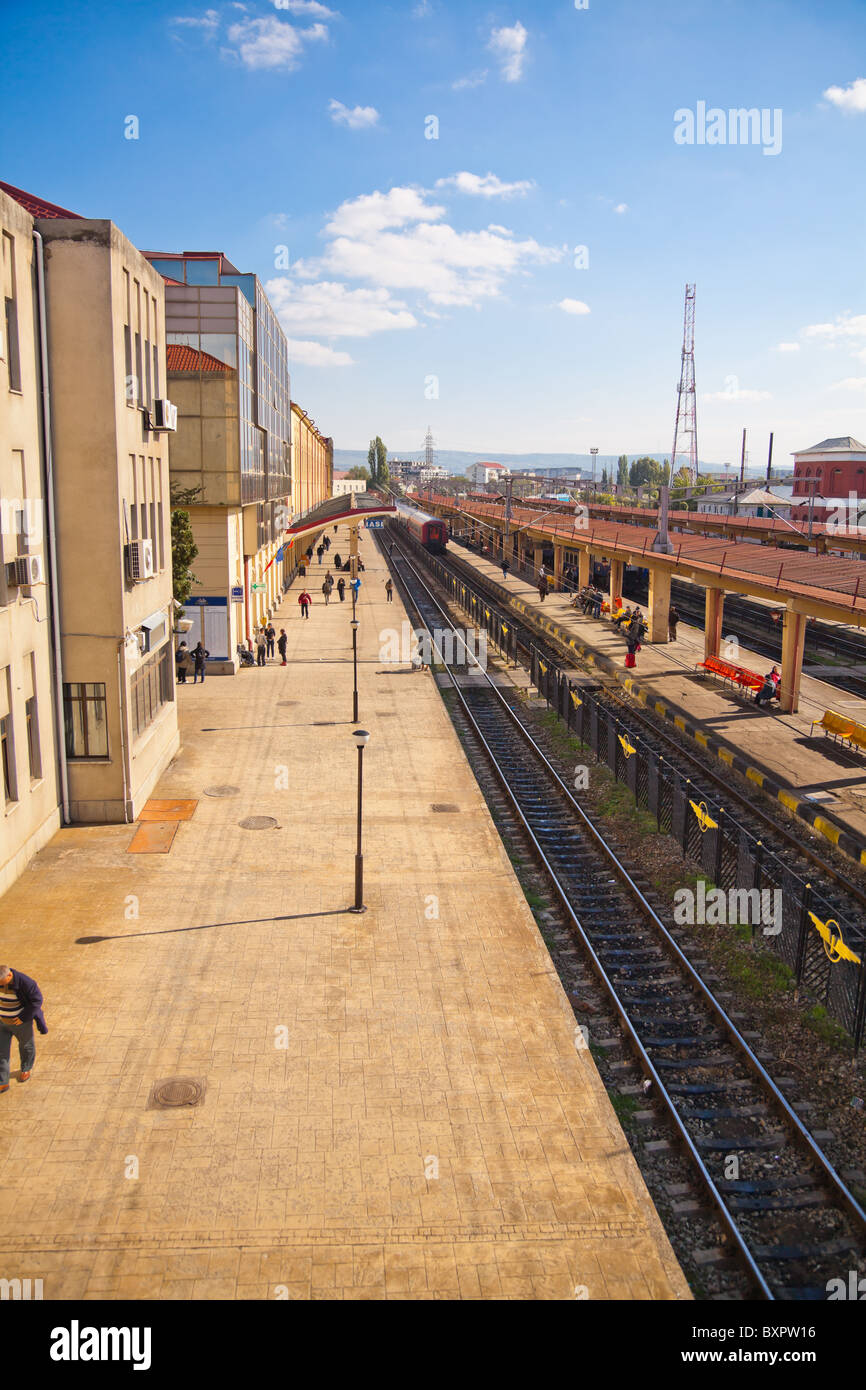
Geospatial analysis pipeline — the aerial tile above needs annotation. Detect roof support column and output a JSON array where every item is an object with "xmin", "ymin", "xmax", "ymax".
[
  {"xmin": 553, "ymin": 544, "xmax": 564, "ymax": 591},
  {"xmin": 646, "ymin": 563, "xmax": 671, "ymax": 643},
  {"xmin": 532, "ymin": 545, "xmax": 543, "ymax": 582},
  {"xmin": 349, "ymin": 522, "xmax": 359, "ymax": 580},
  {"xmin": 610, "ymin": 558, "xmax": 624, "ymax": 609},
  {"xmin": 578, "ymin": 548, "xmax": 590, "ymax": 589},
  {"xmin": 780, "ymin": 609, "xmax": 806, "ymax": 714},
  {"xmin": 704, "ymin": 586, "xmax": 724, "ymax": 661}
]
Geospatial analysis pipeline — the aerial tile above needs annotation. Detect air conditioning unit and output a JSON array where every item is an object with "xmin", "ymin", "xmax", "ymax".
[
  {"xmin": 125, "ymin": 539, "xmax": 155, "ymax": 582},
  {"xmin": 150, "ymin": 398, "xmax": 177, "ymax": 432},
  {"xmin": 15, "ymin": 555, "xmax": 43, "ymax": 586}
]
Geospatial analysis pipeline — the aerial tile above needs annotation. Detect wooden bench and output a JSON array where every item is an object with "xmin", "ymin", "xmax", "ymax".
[
  {"xmin": 696, "ymin": 655, "xmax": 765, "ymax": 695},
  {"xmin": 809, "ymin": 709, "xmax": 865, "ymax": 749}
]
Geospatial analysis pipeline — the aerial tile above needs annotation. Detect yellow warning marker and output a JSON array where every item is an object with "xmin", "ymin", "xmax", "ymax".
[
  {"xmin": 689, "ymin": 799, "xmax": 718, "ymax": 833},
  {"xmin": 808, "ymin": 912, "xmax": 861, "ymax": 965},
  {"xmin": 570, "ymin": 690, "xmax": 582, "ymax": 708},
  {"xmin": 618, "ymin": 734, "xmax": 636, "ymax": 758}
]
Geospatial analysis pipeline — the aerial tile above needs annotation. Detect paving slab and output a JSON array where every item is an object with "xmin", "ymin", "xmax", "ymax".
[{"xmin": 0, "ymin": 530, "xmax": 689, "ymax": 1301}]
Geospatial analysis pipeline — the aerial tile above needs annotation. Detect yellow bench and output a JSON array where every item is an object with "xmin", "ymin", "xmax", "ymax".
[{"xmin": 810, "ymin": 709, "xmax": 858, "ymax": 747}]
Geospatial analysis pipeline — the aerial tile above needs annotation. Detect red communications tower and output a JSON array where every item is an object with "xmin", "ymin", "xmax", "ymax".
[{"xmin": 671, "ymin": 283, "xmax": 698, "ymax": 487}]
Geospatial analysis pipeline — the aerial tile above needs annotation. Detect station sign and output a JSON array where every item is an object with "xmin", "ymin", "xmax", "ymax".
[
  {"xmin": 230, "ymin": 585, "xmax": 244, "ymax": 603},
  {"xmin": 364, "ymin": 518, "xmax": 385, "ymax": 529}
]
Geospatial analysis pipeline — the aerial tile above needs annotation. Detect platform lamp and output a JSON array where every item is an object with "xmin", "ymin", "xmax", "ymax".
[
  {"xmin": 350, "ymin": 618, "xmax": 360, "ymax": 723},
  {"xmin": 349, "ymin": 728, "xmax": 370, "ymax": 914},
  {"xmin": 590, "ymin": 447, "xmax": 599, "ymax": 502}
]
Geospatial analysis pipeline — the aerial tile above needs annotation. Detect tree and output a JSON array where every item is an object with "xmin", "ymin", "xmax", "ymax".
[
  {"xmin": 366, "ymin": 439, "xmax": 376, "ymax": 479},
  {"xmin": 617, "ymin": 455, "xmax": 629, "ymax": 490},
  {"xmin": 170, "ymin": 483, "xmax": 200, "ymax": 608},
  {"xmin": 375, "ymin": 436, "xmax": 387, "ymax": 485},
  {"xmin": 629, "ymin": 457, "xmax": 661, "ymax": 489},
  {"xmin": 347, "ymin": 465, "xmax": 371, "ymax": 481}
]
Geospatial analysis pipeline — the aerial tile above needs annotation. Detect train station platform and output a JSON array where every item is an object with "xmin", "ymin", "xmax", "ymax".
[
  {"xmin": 443, "ymin": 544, "xmax": 866, "ymax": 862},
  {"xmin": 0, "ymin": 529, "xmax": 688, "ymax": 1301}
]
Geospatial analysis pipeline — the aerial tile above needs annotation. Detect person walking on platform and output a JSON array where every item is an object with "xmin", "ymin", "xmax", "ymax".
[
  {"xmin": 322, "ymin": 578, "xmax": 332, "ymax": 605},
  {"xmin": 323, "ymin": 535, "xmax": 330, "ymax": 552},
  {"xmin": 625, "ymin": 629, "xmax": 641, "ymax": 669},
  {"xmin": 0, "ymin": 964, "xmax": 46, "ymax": 1090},
  {"xmin": 537, "ymin": 580, "xmax": 547, "ymax": 603},
  {"xmin": 192, "ymin": 641, "xmax": 209, "ymax": 683},
  {"xmin": 333, "ymin": 553, "xmax": 342, "ymax": 569},
  {"xmin": 256, "ymin": 629, "xmax": 267, "ymax": 666},
  {"xmin": 298, "ymin": 590, "xmax": 312, "ymax": 619},
  {"xmin": 668, "ymin": 605, "xmax": 680, "ymax": 643},
  {"xmin": 278, "ymin": 629, "xmax": 288, "ymax": 666},
  {"xmin": 266, "ymin": 623, "xmax": 276, "ymax": 659},
  {"xmin": 316, "ymin": 543, "xmax": 325, "ymax": 566},
  {"xmin": 350, "ymin": 576, "xmax": 361, "ymax": 603},
  {"xmin": 337, "ymin": 576, "xmax": 346, "ymax": 602},
  {"xmin": 385, "ymin": 578, "xmax": 394, "ymax": 603},
  {"xmin": 501, "ymin": 558, "xmax": 510, "ymax": 580}
]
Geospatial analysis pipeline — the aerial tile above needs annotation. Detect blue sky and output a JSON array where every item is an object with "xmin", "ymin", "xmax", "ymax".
[{"xmin": 3, "ymin": 0, "xmax": 866, "ymax": 466}]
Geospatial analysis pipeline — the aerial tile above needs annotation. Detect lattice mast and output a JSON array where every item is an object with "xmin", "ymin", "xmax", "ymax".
[
  {"xmin": 670, "ymin": 284, "xmax": 698, "ymax": 486},
  {"xmin": 424, "ymin": 426, "xmax": 436, "ymax": 469}
]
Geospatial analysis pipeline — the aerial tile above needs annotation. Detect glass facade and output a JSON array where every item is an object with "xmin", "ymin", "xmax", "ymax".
[{"xmin": 159, "ymin": 257, "xmax": 290, "ymax": 510}]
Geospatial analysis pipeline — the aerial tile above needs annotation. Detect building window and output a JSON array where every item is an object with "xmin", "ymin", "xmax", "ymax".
[
  {"xmin": 25, "ymin": 695, "xmax": 41, "ymax": 780},
  {"xmin": 130, "ymin": 645, "xmax": 173, "ymax": 740},
  {"xmin": 63, "ymin": 682, "xmax": 109, "ymax": 759},
  {"xmin": 2, "ymin": 232, "xmax": 21, "ymax": 393},
  {"xmin": 0, "ymin": 714, "xmax": 15, "ymax": 803}
]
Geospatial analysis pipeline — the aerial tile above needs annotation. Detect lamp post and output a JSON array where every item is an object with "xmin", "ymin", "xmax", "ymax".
[
  {"xmin": 350, "ymin": 617, "xmax": 359, "ymax": 723},
  {"xmin": 349, "ymin": 728, "xmax": 370, "ymax": 914},
  {"xmin": 590, "ymin": 447, "xmax": 599, "ymax": 502}
]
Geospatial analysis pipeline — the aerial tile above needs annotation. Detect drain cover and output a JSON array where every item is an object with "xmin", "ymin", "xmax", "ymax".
[
  {"xmin": 431, "ymin": 803, "xmax": 460, "ymax": 813},
  {"xmin": 148, "ymin": 1077, "xmax": 205, "ymax": 1109},
  {"xmin": 203, "ymin": 785, "xmax": 240, "ymax": 798},
  {"xmin": 239, "ymin": 815, "xmax": 280, "ymax": 830}
]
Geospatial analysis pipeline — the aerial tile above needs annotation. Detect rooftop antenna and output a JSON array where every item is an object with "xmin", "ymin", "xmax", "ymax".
[{"xmin": 670, "ymin": 283, "xmax": 698, "ymax": 488}]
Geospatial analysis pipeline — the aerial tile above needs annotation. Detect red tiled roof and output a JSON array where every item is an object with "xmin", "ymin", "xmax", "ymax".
[
  {"xmin": 166, "ymin": 344, "xmax": 235, "ymax": 374},
  {"xmin": 0, "ymin": 180, "xmax": 83, "ymax": 219}
]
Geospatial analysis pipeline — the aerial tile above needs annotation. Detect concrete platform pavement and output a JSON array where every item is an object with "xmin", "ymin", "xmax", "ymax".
[
  {"xmin": 448, "ymin": 545, "xmax": 866, "ymax": 859},
  {"xmin": 0, "ymin": 529, "xmax": 689, "ymax": 1301}
]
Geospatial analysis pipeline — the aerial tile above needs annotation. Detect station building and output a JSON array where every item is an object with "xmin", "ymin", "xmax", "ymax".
[
  {"xmin": 0, "ymin": 181, "xmax": 180, "ymax": 841},
  {"xmin": 789, "ymin": 436, "xmax": 866, "ymax": 523}
]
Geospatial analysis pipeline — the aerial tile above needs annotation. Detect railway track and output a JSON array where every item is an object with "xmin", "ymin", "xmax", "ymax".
[
  {"xmin": 415, "ymin": 532, "xmax": 866, "ymax": 923},
  {"xmin": 384, "ymin": 533, "xmax": 866, "ymax": 1300}
]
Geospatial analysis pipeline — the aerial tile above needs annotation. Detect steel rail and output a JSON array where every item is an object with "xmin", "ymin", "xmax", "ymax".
[{"xmin": 386, "ymin": 531, "xmax": 866, "ymax": 1297}]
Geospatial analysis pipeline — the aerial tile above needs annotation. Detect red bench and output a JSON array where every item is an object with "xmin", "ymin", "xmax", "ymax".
[{"xmin": 696, "ymin": 655, "xmax": 765, "ymax": 694}]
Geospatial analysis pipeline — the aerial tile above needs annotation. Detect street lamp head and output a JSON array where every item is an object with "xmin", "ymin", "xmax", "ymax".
[
  {"xmin": 350, "ymin": 619, "xmax": 359, "ymax": 631},
  {"xmin": 353, "ymin": 728, "xmax": 370, "ymax": 747}
]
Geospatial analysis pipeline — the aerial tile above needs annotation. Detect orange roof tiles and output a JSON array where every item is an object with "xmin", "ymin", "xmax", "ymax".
[{"xmin": 166, "ymin": 344, "xmax": 235, "ymax": 374}]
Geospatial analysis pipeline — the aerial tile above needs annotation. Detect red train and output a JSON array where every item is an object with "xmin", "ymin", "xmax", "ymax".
[{"xmin": 396, "ymin": 502, "xmax": 448, "ymax": 552}]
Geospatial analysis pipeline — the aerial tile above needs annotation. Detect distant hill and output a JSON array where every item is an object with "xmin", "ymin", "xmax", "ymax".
[{"xmin": 331, "ymin": 448, "xmax": 780, "ymax": 476}]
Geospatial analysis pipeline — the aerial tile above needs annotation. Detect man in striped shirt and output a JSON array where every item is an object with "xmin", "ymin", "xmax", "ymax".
[{"xmin": 0, "ymin": 966, "xmax": 45, "ymax": 1091}]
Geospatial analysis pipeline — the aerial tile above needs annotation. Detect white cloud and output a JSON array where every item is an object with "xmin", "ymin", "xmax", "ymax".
[
  {"xmin": 829, "ymin": 377, "xmax": 866, "ymax": 392},
  {"xmin": 272, "ymin": 0, "xmax": 337, "ymax": 16},
  {"xmin": 435, "ymin": 171, "xmax": 534, "ymax": 198},
  {"xmin": 703, "ymin": 388, "xmax": 771, "ymax": 402},
  {"xmin": 559, "ymin": 299, "xmax": 591, "ymax": 315},
  {"xmin": 801, "ymin": 313, "xmax": 866, "ymax": 343},
  {"xmin": 264, "ymin": 278, "xmax": 418, "ymax": 338},
  {"xmin": 488, "ymin": 21, "xmax": 528, "ymax": 82},
  {"xmin": 296, "ymin": 185, "xmax": 562, "ymax": 308},
  {"xmin": 614, "ymin": 203, "xmax": 629, "ymax": 214},
  {"xmin": 452, "ymin": 70, "xmax": 488, "ymax": 90},
  {"xmin": 328, "ymin": 99, "xmax": 380, "ymax": 129},
  {"xmin": 487, "ymin": 224, "xmax": 512, "ymax": 236},
  {"xmin": 224, "ymin": 14, "xmax": 328, "ymax": 69},
  {"xmin": 823, "ymin": 77, "xmax": 866, "ymax": 113},
  {"xmin": 171, "ymin": 8, "xmax": 220, "ymax": 34},
  {"xmin": 776, "ymin": 342, "xmax": 800, "ymax": 352},
  {"xmin": 413, "ymin": 0, "xmax": 432, "ymax": 14},
  {"xmin": 288, "ymin": 339, "xmax": 353, "ymax": 366}
]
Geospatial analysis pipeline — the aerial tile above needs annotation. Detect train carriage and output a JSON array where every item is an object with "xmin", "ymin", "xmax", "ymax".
[{"xmin": 395, "ymin": 502, "xmax": 449, "ymax": 553}]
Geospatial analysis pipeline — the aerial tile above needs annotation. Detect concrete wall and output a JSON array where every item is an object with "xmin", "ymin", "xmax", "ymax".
[
  {"xmin": 0, "ymin": 191, "xmax": 62, "ymax": 891},
  {"xmin": 39, "ymin": 219, "xmax": 179, "ymax": 822}
]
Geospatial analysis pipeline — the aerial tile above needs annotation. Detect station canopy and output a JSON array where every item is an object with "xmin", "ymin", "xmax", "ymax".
[{"xmin": 285, "ymin": 491, "xmax": 396, "ymax": 544}]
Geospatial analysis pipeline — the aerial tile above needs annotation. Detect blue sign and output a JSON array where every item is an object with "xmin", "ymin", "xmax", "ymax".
[
  {"xmin": 365, "ymin": 518, "xmax": 384, "ymax": 529},
  {"xmin": 230, "ymin": 585, "xmax": 243, "ymax": 603}
]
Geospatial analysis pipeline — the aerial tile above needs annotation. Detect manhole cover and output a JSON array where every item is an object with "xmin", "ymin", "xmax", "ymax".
[
  {"xmin": 148, "ymin": 1077, "xmax": 205, "ymax": 1109},
  {"xmin": 431, "ymin": 803, "xmax": 460, "ymax": 813},
  {"xmin": 239, "ymin": 816, "xmax": 280, "ymax": 830},
  {"xmin": 203, "ymin": 785, "xmax": 240, "ymax": 798}
]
